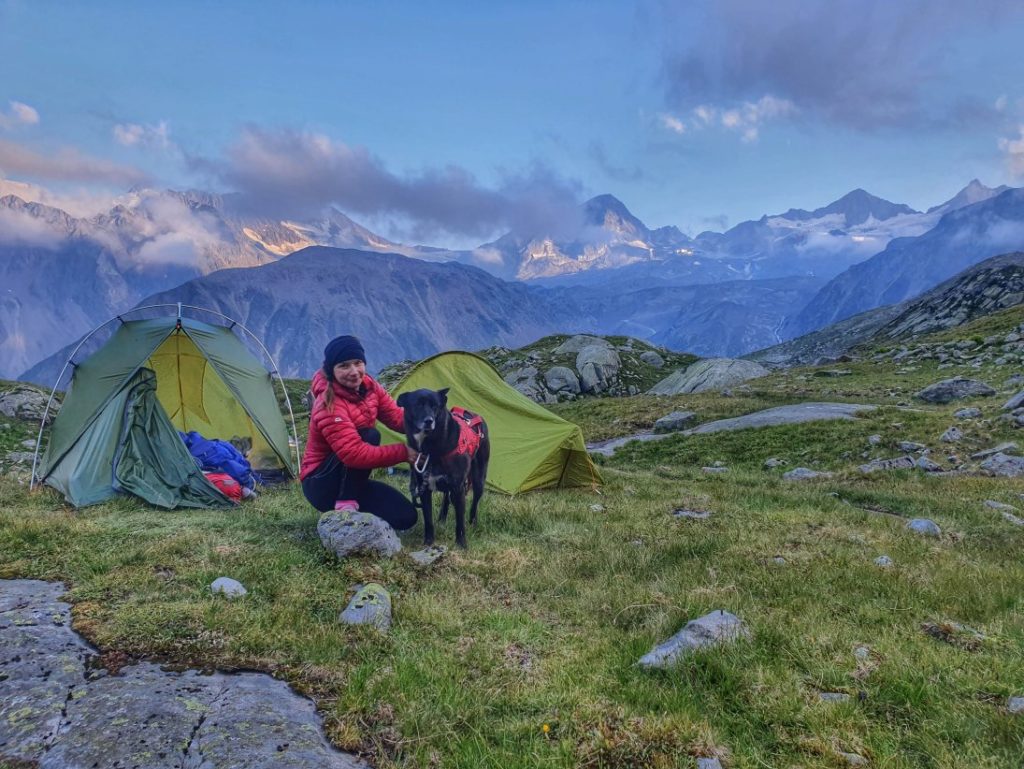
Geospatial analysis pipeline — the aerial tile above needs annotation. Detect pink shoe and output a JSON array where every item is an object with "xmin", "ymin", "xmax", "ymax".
[{"xmin": 334, "ymin": 499, "xmax": 359, "ymax": 512}]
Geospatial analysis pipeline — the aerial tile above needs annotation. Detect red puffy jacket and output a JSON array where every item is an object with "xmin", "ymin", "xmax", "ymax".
[{"xmin": 299, "ymin": 370, "xmax": 407, "ymax": 480}]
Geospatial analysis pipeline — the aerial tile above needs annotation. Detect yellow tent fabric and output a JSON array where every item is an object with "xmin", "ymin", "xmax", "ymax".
[{"xmin": 381, "ymin": 351, "xmax": 602, "ymax": 494}]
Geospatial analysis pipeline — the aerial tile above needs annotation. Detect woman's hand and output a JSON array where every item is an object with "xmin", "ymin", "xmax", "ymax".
[{"xmin": 406, "ymin": 446, "xmax": 419, "ymax": 464}]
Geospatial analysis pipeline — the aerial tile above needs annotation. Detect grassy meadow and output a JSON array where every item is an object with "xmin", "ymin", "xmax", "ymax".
[{"xmin": 2, "ymin": 309, "xmax": 1024, "ymax": 768}]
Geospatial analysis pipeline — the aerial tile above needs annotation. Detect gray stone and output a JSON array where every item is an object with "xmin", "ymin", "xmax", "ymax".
[
  {"xmin": 1002, "ymin": 512, "xmax": 1024, "ymax": 526},
  {"xmin": 1009, "ymin": 696, "xmax": 1024, "ymax": 714},
  {"xmin": 772, "ymin": 556, "xmax": 787, "ymax": 565},
  {"xmin": 648, "ymin": 358, "xmax": 768, "ymax": 395},
  {"xmin": 318, "ymin": 511, "xmax": 402, "ymax": 559},
  {"xmin": 339, "ymin": 583, "xmax": 392, "ymax": 632},
  {"xmin": 0, "ymin": 386, "xmax": 51, "ymax": 422},
  {"xmin": 639, "ymin": 350, "xmax": 665, "ymax": 368},
  {"xmin": 907, "ymin": 518, "xmax": 942, "ymax": 537},
  {"xmin": 586, "ymin": 431, "xmax": 673, "ymax": 456},
  {"xmin": 638, "ymin": 610, "xmax": 750, "ymax": 669},
  {"xmin": 898, "ymin": 441, "xmax": 926, "ymax": 452},
  {"xmin": 818, "ymin": 692, "xmax": 852, "ymax": 703},
  {"xmin": 764, "ymin": 457, "xmax": 787, "ymax": 468},
  {"xmin": 783, "ymin": 467, "xmax": 833, "ymax": 481},
  {"xmin": 20, "ymin": 438, "xmax": 37, "ymax": 449},
  {"xmin": 940, "ymin": 426, "xmax": 963, "ymax": 443},
  {"xmin": 210, "ymin": 576, "xmax": 247, "ymax": 598},
  {"xmin": 504, "ymin": 365, "xmax": 544, "ymax": 400},
  {"xmin": 673, "ymin": 508, "xmax": 711, "ymax": 520},
  {"xmin": 875, "ymin": 555, "xmax": 894, "ymax": 567},
  {"xmin": 702, "ymin": 466, "xmax": 729, "ymax": 474},
  {"xmin": 590, "ymin": 503, "xmax": 606, "ymax": 512},
  {"xmin": 552, "ymin": 334, "xmax": 610, "ymax": 355},
  {"xmin": 684, "ymin": 402, "xmax": 876, "ymax": 435},
  {"xmin": 576, "ymin": 345, "xmax": 621, "ymax": 393},
  {"xmin": 971, "ymin": 442, "xmax": 1018, "ymax": 459},
  {"xmin": 839, "ymin": 752, "xmax": 869, "ymax": 766},
  {"xmin": 867, "ymin": 434, "xmax": 882, "ymax": 445},
  {"xmin": 915, "ymin": 456, "xmax": 943, "ymax": 472},
  {"xmin": 543, "ymin": 365, "xmax": 581, "ymax": 394},
  {"xmin": 5, "ymin": 451, "xmax": 34, "ymax": 464},
  {"xmin": 0, "ymin": 579, "xmax": 367, "ymax": 769},
  {"xmin": 1004, "ymin": 390, "xmax": 1024, "ymax": 411},
  {"xmin": 653, "ymin": 410, "xmax": 697, "ymax": 433},
  {"xmin": 984, "ymin": 500, "xmax": 1018, "ymax": 511},
  {"xmin": 980, "ymin": 452, "xmax": 1024, "ymax": 477},
  {"xmin": 409, "ymin": 545, "xmax": 447, "ymax": 567},
  {"xmin": 914, "ymin": 377, "xmax": 996, "ymax": 404},
  {"xmin": 954, "ymin": 407, "xmax": 982, "ymax": 419},
  {"xmin": 859, "ymin": 455, "xmax": 915, "ymax": 473},
  {"xmin": 696, "ymin": 759, "xmax": 723, "ymax": 769}
]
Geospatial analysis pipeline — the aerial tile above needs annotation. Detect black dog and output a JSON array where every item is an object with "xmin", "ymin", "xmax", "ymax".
[{"xmin": 396, "ymin": 388, "xmax": 489, "ymax": 548}]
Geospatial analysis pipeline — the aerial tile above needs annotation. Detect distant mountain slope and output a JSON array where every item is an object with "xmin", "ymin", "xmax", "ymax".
[
  {"xmin": 785, "ymin": 189, "xmax": 1024, "ymax": 337},
  {"xmin": 749, "ymin": 251, "xmax": 1024, "ymax": 367},
  {"xmin": 22, "ymin": 247, "xmax": 595, "ymax": 385}
]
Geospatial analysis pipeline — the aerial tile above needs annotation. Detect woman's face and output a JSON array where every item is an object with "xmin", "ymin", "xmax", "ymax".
[{"xmin": 333, "ymin": 359, "xmax": 366, "ymax": 390}]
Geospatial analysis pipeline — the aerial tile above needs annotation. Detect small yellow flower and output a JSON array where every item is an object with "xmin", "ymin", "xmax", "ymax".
[{"xmin": 542, "ymin": 723, "xmax": 551, "ymax": 734}]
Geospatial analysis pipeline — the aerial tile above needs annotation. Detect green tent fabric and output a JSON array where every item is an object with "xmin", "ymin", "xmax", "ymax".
[
  {"xmin": 381, "ymin": 351, "xmax": 602, "ymax": 494},
  {"xmin": 38, "ymin": 315, "xmax": 295, "ymax": 508}
]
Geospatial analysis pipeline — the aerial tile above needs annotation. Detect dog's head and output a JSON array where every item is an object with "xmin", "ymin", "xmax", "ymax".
[{"xmin": 396, "ymin": 388, "xmax": 450, "ymax": 444}]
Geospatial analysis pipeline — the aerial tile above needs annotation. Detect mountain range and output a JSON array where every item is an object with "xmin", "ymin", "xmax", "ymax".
[{"xmin": 3, "ymin": 178, "xmax": 1023, "ymax": 381}]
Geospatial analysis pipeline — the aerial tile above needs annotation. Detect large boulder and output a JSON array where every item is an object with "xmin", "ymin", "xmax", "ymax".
[
  {"xmin": 553, "ymin": 334, "xmax": 611, "ymax": 355},
  {"xmin": 543, "ymin": 366, "xmax": 581, "ymax": 395},
  {"xmin": 317, "ymin": 511, "xmax": 401, "ymax": 559},
  {"xmin": 0, "ymin": 386, "xmax": 52, "ymax": 423},
  {"xmin": 1004, "ymin": 390, "xmax": 1024, "ymax": 411},
  {"xmin": 980, "ymin": 453, "xmax": 1024, "ymax": 477},
  {"xmin": 639, "ymin": 351, "xmax": 665, "ymax": 368},
  {"xmin": 914, "ymin": 377, "xmax": 996, "ymax": 404},
  {"xmin": 576, "ymin": 345, "xmax": 621, "ymax": 393},
  {"xmin": 648, "ymin": 358, "xmax": 769, "ymax": 395},
  {"xmin": 504, "ymin": 365, "xmax": 549, "ymax": 402},
  {"xmin": 653, "ymin": 410, "xmax": 696, "ymax": 433}
]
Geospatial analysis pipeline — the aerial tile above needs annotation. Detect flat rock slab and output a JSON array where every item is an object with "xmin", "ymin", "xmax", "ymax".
[
  {"xmin": 586, "ymin": 431, "xmax": 672, "ymax": 456},
  {"xmin": 859, "ymin": 455, "xmax": 915, "ymax": 473},
  {"xmin": 783, "ymin": 467, "xmax": 833, "ymax": 481},
  {"xmin": 672, "ymin": 509, "xmax": 711, "ymax": 520},
  {"xmin": 318, "ymin": 511, "xmax": 401, "ymax": 559},
  {"xmin": 653, "ymin": 410, "xmax": 697, "ymax": 433},
  {"xmin": 683, "ymin": 403, "xmax": 876, "ymax": 436},
  {"xmin": 915, "ymin": 377, "xmax": 996, "ymax": 404},
  {"xmin": 971, "ymin": 442, "xmax": 1019, "ymax": 460},
  {"xmin": 0, "ymin": 579, "xmax": 366, "ymax": 768},
  {"xmin": 409, "ymin": 545, "xmax": 447, "ymax": 567},
  {"xmin": 638, "ymin": 610, "xmax": 750, "ymax": 669},
  {"xmin": 340, "ymin": 583, "xmax": 392, "ymax": 632},
  {"xmin": 980, "ymin": 453, "xmax": 1024, "ymax": 477}
]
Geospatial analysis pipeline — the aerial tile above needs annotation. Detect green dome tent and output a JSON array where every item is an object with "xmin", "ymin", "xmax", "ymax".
[
  {"xmin": 33, "ymin": 310, "xmax": 298, "ymax": 508},
  {"xmin": 381, "ymin": 351, "xmax": 601, "ymax": 494}
]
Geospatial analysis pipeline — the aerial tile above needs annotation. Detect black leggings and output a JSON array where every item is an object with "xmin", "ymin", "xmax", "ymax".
[{"xmin": 301, "ymin": 428, "xmax": 417, "ymax": 531}]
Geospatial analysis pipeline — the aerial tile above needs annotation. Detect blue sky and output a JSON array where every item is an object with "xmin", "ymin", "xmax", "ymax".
[{"xmin": 2, "ymin": 0, "xmax": 1024, "ymax": 246}]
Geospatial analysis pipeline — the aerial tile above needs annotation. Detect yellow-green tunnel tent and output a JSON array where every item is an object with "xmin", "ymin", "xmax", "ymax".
[{"xmin": 381, "ymin": 351, "xmax": 602, "ymax": 494}]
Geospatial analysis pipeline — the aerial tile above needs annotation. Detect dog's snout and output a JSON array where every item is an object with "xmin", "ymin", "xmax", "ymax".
[{"xmin": 423, "ymin": 416, "xmax": 435, "ymax": 428}]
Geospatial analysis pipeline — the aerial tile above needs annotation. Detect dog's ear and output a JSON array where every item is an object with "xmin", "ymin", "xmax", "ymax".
[
  {"xmin": 396, "ymin": 392, "xmax": 409, "ymax": 408},
  {"xmin": 437, "ymin": 387, "xmax": 449, "ymax": 405}
]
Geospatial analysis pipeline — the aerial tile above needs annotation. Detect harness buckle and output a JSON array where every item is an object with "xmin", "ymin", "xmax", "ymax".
[{"xmin": 414, "ymin": 452, "xmax": 430, "ymax": 474}]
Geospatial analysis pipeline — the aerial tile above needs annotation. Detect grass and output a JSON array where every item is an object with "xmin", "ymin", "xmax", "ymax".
[{"xmin": 2, "ymin": 314, "xmax": 1024, "ymax": 767}]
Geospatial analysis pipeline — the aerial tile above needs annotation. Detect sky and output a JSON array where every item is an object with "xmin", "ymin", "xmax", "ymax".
[{"xmin": 2, "ymin": 0, "xmax": 1024, "ymax": 247}]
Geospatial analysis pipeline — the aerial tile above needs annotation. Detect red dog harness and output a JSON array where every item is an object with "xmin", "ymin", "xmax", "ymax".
[{"xmin": 443, "ymin": 406, "xmax": 485, "ymax": 461}]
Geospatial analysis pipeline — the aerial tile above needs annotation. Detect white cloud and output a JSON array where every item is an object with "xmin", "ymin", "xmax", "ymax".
[
  {"xmin": 113, "ymin": 120, "xmax": 173, "ymax": 150},
  {"xmin": 995, "ymin": 94, "xmax": 1008, "ymax": 112},
  {"xmin": 0, "ymin": 207, "xmax": 63, "ymax": 249},
  {"xmin": 0, "ymin": 138, "xmax": 148, "ymax": 186},
  {"xmin": 659, "ymin": 113, "xmax": 686, "ymax": 134},
  {"xmin": 686, "ymin": 94, "xmax": 796, "ymax": 141},
  {"xmin": 0, "ymin": 101, "xmax": 39, "ymax": 130},
  {"xmin": 999, "ymin": 125, "xmax": 1024, "ymax": 177}
]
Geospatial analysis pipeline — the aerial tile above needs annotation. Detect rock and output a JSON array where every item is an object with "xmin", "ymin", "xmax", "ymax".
[
  {"xmin": 971, "ymin": 442, "xmax": 1018, "ymax": 459},
  {"xmin": 683, "ymin": 403, "xmax": 875, "ymax": 435},
  {"xmin": 339, "ymin": 583, "xmax": 392, "ymax": 631},
  {"xmin": 318, "ymin": 511, "xmax": 402, "ymax": 559},
  {"xmin": 543, "ymin": 366, "xmax": 580, "ymax": 395},
  {"xmin": 20, "ymin": 438, "xmax": 37, "ymax": 449},
  {"xmin": 772, "ymin": 556, "xmax": 787, "ymax": 565},
  {"xmin": 940, "ymin": 426, "xmax": 963, "ymax": 443},
  {"xmin": 1002, "ymin": 512, "xmax": 1024, "ymax": 526},
  {"xmin": 0, "ymin": 386, "xmax": 51, "ymax": 422},
  {"xmin": 907, "ymin": 518, "xmax": 942, "ymax": 537},
  {"xmin": 637, "ymin": 610, "xmax": 750, "ymax": 669},
  {"xmin": 5, "ymin": 451, "xmax": 35, "ymax": 464},
  {"xmin": 954, "ymin": 407, "xmax": 982, "ymax": 419},
  {"xmin": 1009, "ymin": 696, "xmax": 1024, "ymax": 714},
  {"xmin": 504, "ymin": 365, "xmax": 544, "ymax": 400},
  {"xmin": 915, "ymin": 456, "xmax": 943, "ymax": 472},
  {"xmin": 696, "ymin": 759, "xmax": 723, "ymax": 769},
  {"xmin": 980, "ymin": 453, "xmax": 1024, "ymax": 477},
  {"xmin": 702, "ymin": 466, "xmax": 729, "ymax": 474},
  {"xmin": 839, "ymin": 752, "xmax": 869, "ymax": 766},
  {"xmin": 648, "ymin": 358, "xmax": 769, "ymax": 395},
  {"xmin": 590, "ymin": 504, "xmax": 606, "ymax": 512},
  {"xmin": 552, "ymin": 334, "xmax": 610, "ymax": 355},
  {"xmin": 875, "ymin": 555, "xmax": 894, "ymax": 567},
  {"xmin": 899, "ymin": 441, "xmax": 926, "ymax": 452},
  {"xmin": 914, "ymin": 377, "xmax": 996, "ymax": 404},
  {"xmin": 1004, "ymin": 390, "xmax": 1024, "ymax": 411},
  {"xmin": 764, "ymin": 457, "xmax": 787, "ymax": 468},
  {"xmin": 859, "ymin": 455, "xmax": 915, "ymax": 473},
  {"xmin": 783, "ymin": 467, "xmax": 833, "ymax": 481},
  {"xmin": 639, "ymin": 350, "xmax": 665, "ymax": 368},
  {"xmin": 653, "ymin": 410, "xmax": 697, "ymax": 433},
  {"xmin": 867, "ymin": 434, "xmax": 882, "ymax": 445},
  {"xmin": 672, "ymin": 508, "xmax": 711, "ymax": 520},
  {"xmin": 818, "ymin": 692, "xmax": 851, "ymax": 703},
  {"xmin": 409, "ymin": 545, "xmax": 447, "ymax": 567},
  {"xmin": 814, "ymin": 369, "xmax": 853, "ymax": 377},
  {"xmin": 984, "ymin": 500, "xmax": 1018, "ymax": 511},
  {"xmin": 576, "ymin": 345, "xmax": 621, "ymax": 393},
  {"xmin": 210, "ymin": 577, "xmax": 247, "ymax": 598}
]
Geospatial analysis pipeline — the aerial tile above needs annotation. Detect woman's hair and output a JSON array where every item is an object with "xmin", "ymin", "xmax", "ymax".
[{"xmin": 322, "ymin": 380, "xmax": 335, "ymax": 412}]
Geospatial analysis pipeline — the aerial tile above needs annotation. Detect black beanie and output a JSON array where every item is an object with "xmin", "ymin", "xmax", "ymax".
[{"xmin": 323, "ymin": 335, "xmax": 366, "ymax": 375}]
